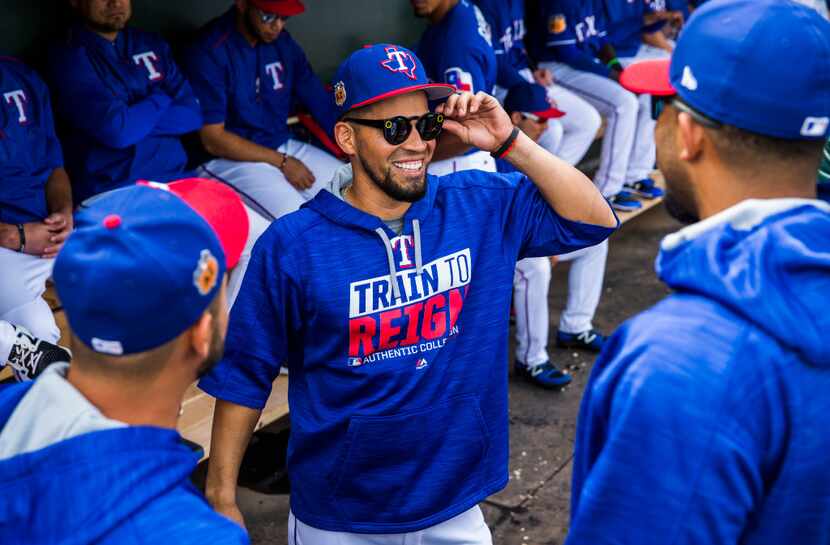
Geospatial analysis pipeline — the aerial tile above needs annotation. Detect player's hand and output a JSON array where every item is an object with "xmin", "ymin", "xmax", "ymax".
[
  {"xmin": 533, "ymin": 68, "xmax": 554, "ymax": 87},
  {"xmin": 280, "ymin": 156, "xmax": 316, "ymax": 191},
  {"xmin": 42, "ymin": 210, "xmax": 73, "ymax": 259},
  {"xmin": 21, "ymin": 222, "xmax": 56, "ymax": 258},
  {"xmin": 435, "ymin": 91, "xmax": 514, "ymax": 155},
  {"xmin": 212, "ymin": 500, "xmax": 247, "ymax": 530}
]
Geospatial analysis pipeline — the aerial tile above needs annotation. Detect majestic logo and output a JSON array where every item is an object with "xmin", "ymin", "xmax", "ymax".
[
  {"xmin": 680, "ymin": 65, "xmax": 698, "ymax": 91},
  {"xmin": 3, "ymin": 89, "xmax": 28, "ymax": 124},
  {"xmin": 334, "ymin": 81, "xmax": 347, "ymax": 107},
  {"xmin": 801, "ymin": 116, "xmax": 829, "ymax": 137},
  {"xmin": 132, "ymin": 51, "xmax": 163, "ymax": 81},
  {"xmin": 265, "ymin": 61, "xmax": 285, "ymax": 90},
  {"xmin": 549, "ymin": 14, "xmax": 567, "ymax": 34},
  {"xmin": 193, "ymin": 249, "xmax": 219, "ymax": 296},
  {"xmin": 91, "ymin": 337, "xmax": 124, "ymax": 356},
  {"xmin": 445, "ymin": 68, "xmax": 473, "ymax": 93},
  {"xmin": 381, "ymin": 46, "xmax": 418, "ymax": 80},
  {"xmin": 415, "ymin": 358, "xmax": 429, "ymax": 370}
]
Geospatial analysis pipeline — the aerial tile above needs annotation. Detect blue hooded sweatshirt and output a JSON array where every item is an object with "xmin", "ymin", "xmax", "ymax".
[
  {"xmin": 0, "ymin": 368, "xmax": 248, "ymax": 545},
  {"xmin": 200, "ymin": 164, "xmax": 616, "ymax": 533},
  {"xmin": 567, "ymin": 198, "xmax": 830, "ymax": 544}
]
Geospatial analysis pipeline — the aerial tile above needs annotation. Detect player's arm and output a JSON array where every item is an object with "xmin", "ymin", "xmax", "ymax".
[
  {"xmin": 151, "ymin": 41, "xmax": 203, "ymax": 137},
  {"xmin": 438, "ymin": 92, "xmax": 615, "ymax": 228},
  {"xmin": 642, "ymin": 29, "xmax": 674, "ymax": 52},
  {"xmin": 47, "ymin": 47, "xmax": 172, "ymax": 149}
]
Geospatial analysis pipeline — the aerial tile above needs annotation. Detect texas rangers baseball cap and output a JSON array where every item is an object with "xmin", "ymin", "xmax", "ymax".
[
  {"xmin": 332, "ymin": 44, "xmax": 455, "ymax": 117},
  {"xmin": 620, "ymin": 0, "xmax": 830, "ymax": 139},
  {"xmin": 139, "ymin": 178, "xmax": 249, "ymax": 270},
  {"xmin": 54, "ymin": 185, "xmax": 227, "ymax": 356},
  {"xmin": 248, "ymin": 0, "xmax": 305, "ymax": 16},
  {"xmin": 504, "ymin": 82, "xmax": 565, "ymax": 120}
]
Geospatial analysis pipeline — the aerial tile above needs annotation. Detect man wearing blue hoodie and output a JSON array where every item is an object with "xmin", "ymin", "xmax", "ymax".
[
  {"xmin": 200, "ymin": 43, "xmax": 617, "ymax": 544},
  {"xmin": 0, "ymin": 182, "xmax": 249, "ymax": 545},
  {"xmin": 567, "ymin": 1, "xmax": 830, "ymax": 544}
]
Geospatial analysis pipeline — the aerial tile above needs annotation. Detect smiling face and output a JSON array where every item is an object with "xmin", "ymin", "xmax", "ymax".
[{"xmin": 345, "ymin": 92, "xmax": 436, "ymax": 203}]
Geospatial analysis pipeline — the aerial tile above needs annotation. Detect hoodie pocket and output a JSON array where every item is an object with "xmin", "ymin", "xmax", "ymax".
[{"xmin": 330, "ymin": 394, "xmax": 490, "ymax": 526}]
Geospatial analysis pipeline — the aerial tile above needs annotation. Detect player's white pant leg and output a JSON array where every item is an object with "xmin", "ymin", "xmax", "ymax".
[
  {"xmin": 228, "ymin": 204, "xmax": 272, "ymax": 310},
  {"xmin": 541, "ymin": 62, "xmax": 639, "ymax": 197},
  {"xmin": 0, "ymin": 249, "xmax": 58, "ymax": 343},
  {"xmin": 282, "ymin": 139, "xmax": 344, "ymax": 201},
  {"xmin": 536, "ymin": 119, "xmax": 565, "ymax": 161},
  {"xmin": 0, "ymin": 320, "xmax": 15, "ymax": 363},
  {"xmin": 288, "ymin": 506, "xmax": 492, "ymax": 545},
  {"xmin": 546, "ymin": 86, "xmax": 602, "ymax": 166},
  {"xmin": 428, "ymin": 150, "xmax": 497, "ymax": 175},
  {"xmin": 556, "ymin": 240, "xmax": 608, "ymax": 334},
  {"xmin": 513, "ymin": 257, "xmax": 552, "ymax": 366}
]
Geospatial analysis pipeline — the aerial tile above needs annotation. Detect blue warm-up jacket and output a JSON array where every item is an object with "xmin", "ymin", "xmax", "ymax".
[{"xmin": 567, "ymin": 198, "xmax": 830, "ymax": 545}]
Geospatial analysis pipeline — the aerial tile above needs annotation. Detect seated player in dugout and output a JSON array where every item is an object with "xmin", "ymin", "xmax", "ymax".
[
  {"xmin": 0, "ymin": 182, "xmax": 249, "ymax": 545},
  {"xmin": 0, "ymin": 57, "xmax": 73, "ymax": 381},
  {"xmin": 184, "ymin": 0, "xmax": 343, "ymax": 222},
  {"xmin": 501, "ymin": 83, "xmax": 610, "ymax": 390},
  {"xmin": 566, "ymin": 1, "xmax": 830, "ymax": 543},
  {"xmin": 199, "ymin": 43, "xmax": 617, "ymax": 544},
  {"xmin": 412, "ymin": 0, "xmax": 500, "ymax": 175},
  {"xmin": 46, "ymin": 0, "xmax": 202, "ymax": 205}
]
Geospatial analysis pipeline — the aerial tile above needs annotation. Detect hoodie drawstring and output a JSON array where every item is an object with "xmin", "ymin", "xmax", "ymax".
[{"xmin": 375, "ymin": 220, "xmax": 423, "ymax": 302}]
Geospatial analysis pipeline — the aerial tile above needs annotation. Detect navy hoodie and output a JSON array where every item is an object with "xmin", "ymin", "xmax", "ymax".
[
  {"xmin": 568, "ymin": 199, "xmax": 830, "ymax": 544},
  {"xmin": 0, "ymin": 379, "xmax": 248, "ymax": 545},
  {"xmin": 200, "ymin": 164, "xmax": 616, "ymax": 533}
]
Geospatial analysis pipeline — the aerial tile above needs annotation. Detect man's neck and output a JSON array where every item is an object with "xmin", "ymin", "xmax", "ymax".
[
  {"xmin": 429, "ymin": 0, "xmax": 460, "ymax": 25},
  {"xmin": 347, "ymin": 167, "xmax": 412, "ymax": 221},
  {"xmin": 235, "ymin": 9, "xmax": 258, "ymax": 46},
  {"xmin": 66, "ymin": 366, "xmax": 186, "ymax": 430},
  {"xmin": 85, "ymin": 23, "xmax": 119, "ymax": 42}
]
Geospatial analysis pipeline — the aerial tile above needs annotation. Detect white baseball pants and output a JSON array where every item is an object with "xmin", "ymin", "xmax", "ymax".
[
  {"xmin": 513, "ymin": 240, "xmax": 608, "ymax": 366},
  {"xmin": 198, "ymin": 139, "xmax": 343, "ymax": 221},
  {"xmin": 428, "ymin": 150, "xmax": 497, "ymax": 176},
  {"xmin": 288, "ymin": 506, "xmax": 492, "ymax": 545},
  {"xmin": 228, "ymin": 204, "xmax": 272, "ymax": 310}
]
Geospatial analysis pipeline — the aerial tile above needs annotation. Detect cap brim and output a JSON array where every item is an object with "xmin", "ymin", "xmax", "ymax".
[
  {"xmin": 350, "ymin": 83, "xmax": 456, "ymax": 110},
  {"xmin": 533, "ymin": 107, "xmax": 566, "ymax": 119},
  {"xmin": 619, "ymin": 59, "xmax": 675, "ymax": 96},
  {"xmin": 251, "ymin": 0, "xmax": 305, "ymax": 16}
]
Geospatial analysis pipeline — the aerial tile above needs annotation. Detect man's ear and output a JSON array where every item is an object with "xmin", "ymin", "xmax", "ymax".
[
  {"xmin": 334, "ymin": 121, "xmax": 357, "ymax": 156},
  {"xmin": 189, "ymin": 311, "xmax": 213, "ymax": 362},
  {"xmin": 677, "ymin": 111, "xmax": 706, "ymax": 162}
]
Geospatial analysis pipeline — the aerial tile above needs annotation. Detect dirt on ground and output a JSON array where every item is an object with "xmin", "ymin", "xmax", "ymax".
[{"xmin": 222, "ymin": 205, "xmax": 682, "ymax": 545}]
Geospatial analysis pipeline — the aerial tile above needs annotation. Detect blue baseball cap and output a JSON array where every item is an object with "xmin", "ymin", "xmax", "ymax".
[
  {"xmin": 504, "ymin": 82, "xmax": 566, "ymax": 119},
  {"xmin": 620, "ymin": 0, "xmax": 830, "ymax": 139},
  {"xmin": 332, "ymin": 44, "xmax": 455, "ymax": 117},
  {"xmin": 54, "ymin": 185, "xmax": 227, "ymax": 356}
]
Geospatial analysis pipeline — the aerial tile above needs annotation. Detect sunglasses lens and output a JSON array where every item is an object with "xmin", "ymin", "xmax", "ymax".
[
  {"xmin": 417, "ymin": 113, "xmax": 444, "ymax": 141},
  {"xmin": 383, "ymin": 117, "xmax": 411, "ymax": 145}
]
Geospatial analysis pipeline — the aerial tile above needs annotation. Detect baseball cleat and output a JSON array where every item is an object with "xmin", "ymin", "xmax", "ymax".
[
  {"xmin": 514, "ymin": 360, "xmax": 572, "ymax": 389},
  {"xmin": 556, "ymin": 329, "xmax": 607, "ymax": 353},
  {"xmin": 5, "ymin": 324, "xmax": 72, "ymax": 382},
  {"xmin": 624, "ymin": 178, "xmax": 665, "ymax": 199},
  {"xmin": 609, "ymin": 191, "xmax": 643, "ymax": 212}
]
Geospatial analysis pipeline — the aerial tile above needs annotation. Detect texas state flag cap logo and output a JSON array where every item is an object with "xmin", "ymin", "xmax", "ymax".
[{"xmin": 332, "ymin": 44, "xmax": 455, "ymax": 117}]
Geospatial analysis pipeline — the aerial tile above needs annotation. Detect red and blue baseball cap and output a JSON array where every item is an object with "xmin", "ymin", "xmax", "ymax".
[
  {"xmin": 504, "ymin": 82, "xmax": 566, "ymax": 120},
  {"xmin": 620, "ymin": 0, "xmax": 830, "ymax": 140},
  {"xmin": 332, "ymin": 44, "xmax": 455, "ymax": 117},
  {"xmin": 248, "ymin": 0, "xmax": 305, "ymax": 16},
  {"xmin": 54, "ymin": 185, "xmax": 228, "ymax": 356}
]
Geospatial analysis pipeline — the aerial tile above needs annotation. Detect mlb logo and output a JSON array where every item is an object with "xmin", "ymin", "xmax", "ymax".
[
  {"xmin": 348, "ymin": 357, "xmax": 364, "ymax": 367},
  {"xmin": 445, "ymin": 67, "xmax": 473, "ymax": 92},
  {"xmin": 801, "ymin": 117, "xmax": 829, "ymax": 138},
  {"xmin": 415, "ymin": 358, "xmax": 429, "ymax": 370}
]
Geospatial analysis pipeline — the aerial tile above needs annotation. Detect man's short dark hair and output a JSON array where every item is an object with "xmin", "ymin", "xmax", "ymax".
[{"xmin": 708, "ymin": 124, "xmax": 825, "ymax": 171}]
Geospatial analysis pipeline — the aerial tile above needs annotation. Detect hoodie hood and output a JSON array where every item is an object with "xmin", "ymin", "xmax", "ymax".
[
  {"xmin": 0, "ymin": 382, "xmax": 200, "ymax": 544},
  {"xmin": 313, "ymin": 163, "xmax": 433, "ymax": 301},
  {"xmin": 657, "ymin": 198, "xmax": 830, "ymax": 366}
]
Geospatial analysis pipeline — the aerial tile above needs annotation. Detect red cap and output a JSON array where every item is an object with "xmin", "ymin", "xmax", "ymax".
[
  {"xmin": 532, "ymin": 106, "xmax": 566, "ymax": 120},
  {"xmin": 138, "ymin": 179, "xmax": 249, "ymax": 269},
  {"xmin": 248, "ymin": 0, "xmax": 305, "ymax": 16},
  {"xmin": 619, "ymin": 59, "xmax": 675, "ymax": 96}
]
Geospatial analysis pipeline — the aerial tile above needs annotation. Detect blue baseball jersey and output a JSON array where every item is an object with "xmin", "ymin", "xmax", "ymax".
[
  {"xmin": 603, "ymin": 0, "xmax": 666, "ymax": 58},
  {"xmin": 184, "ymin": 8, "xmax": 337, "ymax": 151},
  {"xmin": 47, "ymin": 24, "xmax": 201, "ymax": 204},
  {"xmin": 417, "ymin": 0, "xmax": 498, "ymax": 95},
  {"xmin": 199, "ymin": 168, "xmax": 616, "ymax": 533},
  {"xmin": 529, "ymin": 0, "xmax": 613, "ymax": 78},
  {"xmin": 474, "ymin": 0, "xmax": 531, "ymax": 89},
  {"xmin": 0, "ymin": 58, "xmax": 63, "ymax": 224}
]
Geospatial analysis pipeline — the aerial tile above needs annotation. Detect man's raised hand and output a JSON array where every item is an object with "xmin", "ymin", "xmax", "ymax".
[{"xmin": 435, "ymin": 92, "xmax": 514, "ymax": 154}]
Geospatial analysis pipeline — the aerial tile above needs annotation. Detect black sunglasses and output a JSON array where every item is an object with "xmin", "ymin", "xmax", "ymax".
[
  {"xmin": 254, "ymin": 8, "xmax": 289, "ymax": 24},
  {"xmin": 343, "ymin": 113, "xmax": 444, "ymax": 145},
  {"xmin": 651, "ymin": 95, "xmax": 722, "ymax": 129}
]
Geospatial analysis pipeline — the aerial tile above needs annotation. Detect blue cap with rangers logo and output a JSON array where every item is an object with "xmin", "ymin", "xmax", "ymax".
[
  {"xmin": 53, "ymin": 185, "xmax": 227, "ymax": 356},
  {"xmin": 332, "ymin": 43, "xmax": 455, "ymax": 117},
  {"xmin": 620, "ymin": 0, "xmax": 830, "ymax": 140}
]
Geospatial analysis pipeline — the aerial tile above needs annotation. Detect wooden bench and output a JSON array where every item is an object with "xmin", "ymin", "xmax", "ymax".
[{"xmin": 615, "ymin": 171, "xmax": 666, "ymax": 225}]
